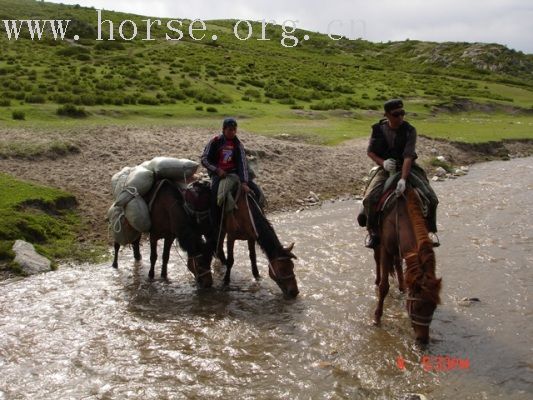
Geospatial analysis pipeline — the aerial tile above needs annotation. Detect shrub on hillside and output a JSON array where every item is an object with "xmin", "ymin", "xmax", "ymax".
[
  {"xmin": 242, "ymin": 78, "xmax": 265, "ymax": 88},
  {"xmin": 25, "ymin": 94, "xmax": 46, "ymax": 104},
  {"xmin": 167, "ymin": 90, "xmax": 186, "ymax": 100},
  {"xmin": 12, "ymin": 111, "xmax": 25, "ymax": 120},
  {"xmin": 137, "ymin": 96, "xmax": 160, "ymax": 105},
  {"xmin": 56, "ymin": 104, "xmax": 88, "ymax": 118},
  {"xmin": 94, "ymin": 42, "xmax": 125, "ymax": 51},
  {"xmin": 56, "ymin": 46, "xmax": 91, "ymax": 58}
]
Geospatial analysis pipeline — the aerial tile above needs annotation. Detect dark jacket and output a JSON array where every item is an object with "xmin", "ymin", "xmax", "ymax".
[
  {"xmin": 201, "ymin": 134, "xmax": 249, "ymax": 183},
  {"xmin": 367, "ymin": 119, "xmax": 418, "ymax": 166}
]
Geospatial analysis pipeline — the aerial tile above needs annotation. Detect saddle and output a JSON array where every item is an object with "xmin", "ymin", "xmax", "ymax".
[
  {"xmin": 377, "ymin": 173, "xmax": 429, "ymax": 217},
  {"xmin": 182, "ymin": 179, "xmax": 211, "ymax": 222}
]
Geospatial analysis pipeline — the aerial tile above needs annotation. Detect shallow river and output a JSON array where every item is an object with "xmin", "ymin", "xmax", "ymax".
[{"xmin": 1, "ymin": 157, "xmax": 532, "ymax": 400}]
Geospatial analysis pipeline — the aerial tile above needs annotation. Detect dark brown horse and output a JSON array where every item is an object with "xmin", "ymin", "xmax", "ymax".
[
  {"xmin": 147, "ymin": 180, "xmax": 213, "ymax": 288},
  {"xmin": 185, "ymin": 180, "xmax": 260, "ymax": 284},
  {"xmin": 373, "ymin": 187, "xmax": 442, "ymax": 343},
  {"xmin": 216, "ymin": 189, "xmax": 299, "ymax": 297},
  {"xmin": 112, "ymin": 180, "xmax": 213, "ymax": 288}
]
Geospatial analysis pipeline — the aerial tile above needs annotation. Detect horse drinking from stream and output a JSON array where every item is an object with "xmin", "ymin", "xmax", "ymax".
[{"xmin": 373, "ymin": 187, "xmax": 442, "ymax": 343}]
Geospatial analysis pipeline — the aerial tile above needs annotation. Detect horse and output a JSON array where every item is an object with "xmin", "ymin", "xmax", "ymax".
[
  {"xmin": 112, "ymin": 180, "xmax": 213, "ymax": 289},
  {"xmin": 217, "ymin": 235, "xmax": 259, "ymax": 283},
  {"xmin": 146, "ymin": 179, "xmax": 213, "ymax": 288},
  {"xmin": 184, "ymin": 179, "xmax": 260, "ymax": 284},
  {"xmin": 215, "ymin": 187, "xmax": 299, "ymax": 298},
  {"xmin": 373, "ymin": 187, "xmax": 442, "ymax": 343}
]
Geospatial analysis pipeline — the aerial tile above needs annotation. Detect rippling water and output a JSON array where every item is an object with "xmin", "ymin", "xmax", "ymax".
[{"xmin": 1, "ymin": 158, "xmax": 532, "ymax": 399}]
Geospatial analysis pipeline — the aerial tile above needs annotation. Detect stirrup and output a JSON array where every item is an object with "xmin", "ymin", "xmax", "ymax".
[{"xmin": 429, "ymin": 232, "xmax": 440, "ymax": 247}]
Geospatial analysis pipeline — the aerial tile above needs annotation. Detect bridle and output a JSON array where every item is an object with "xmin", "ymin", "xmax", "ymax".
[
  {"xmin": 268, "ymin": 256, "xmax": 295, "ymax": 283},
  {"xmin": 188, "ymin": 253, "xmax": 211, "ymax": 280},
  {"xmin": 406, "ymin": 296, "xmax": 434, "ymax": 327}
]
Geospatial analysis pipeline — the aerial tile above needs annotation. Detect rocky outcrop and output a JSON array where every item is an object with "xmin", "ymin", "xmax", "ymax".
[{"xmin": 12, "ymin": 240, "xmax": 52, "ymax": 275}]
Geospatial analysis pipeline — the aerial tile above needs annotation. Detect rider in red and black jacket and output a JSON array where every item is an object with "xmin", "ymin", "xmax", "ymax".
[{"xmin": 201, "ymin": 118, "xmax": 261, "ymax": 235}]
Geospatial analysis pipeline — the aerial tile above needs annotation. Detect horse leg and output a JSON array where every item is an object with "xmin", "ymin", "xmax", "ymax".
[
  {"xmin": 373, "ymin": 248, "xmax": 380, "ymax": 286},
  {"xmin": 161, "ymin": 237, "xmax": 172, "ymax": 280},
  {"xmin": 149, "ymin": 236, "xmax": 158, "ymax": 280},
  {"xmin": 223, "ymin": 236, "xmax": 235, "ymax": 285},
  {"xmin": 394, "ymin": 255, "xmax": 405, "ymax": 293},
  {"xmin": 374, "ymin": 249, "xmax": 392, "ymax": 326},
  {"xmin": 133, "ymin": 237, "xmax": 141, "ymax": 261},
  {"xmin": 112, "ymin": 242, "xmax": 120, "ymax": 268},
  {"xmin": 248, "ymin": 239, "xmax": 259, "ymax": 279}
]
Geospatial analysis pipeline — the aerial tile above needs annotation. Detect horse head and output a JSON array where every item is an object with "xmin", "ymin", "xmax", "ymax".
[
  {"xmin": 405, "ymin": 271, "xmax": 442, "ymax": 344},
  {"xmin": 268, "ymin": 242, "xmax": 299, "ymax": 298},
  {"xmin": 187, "ymin": 251, "xmax": 213, "ymax": 289}
]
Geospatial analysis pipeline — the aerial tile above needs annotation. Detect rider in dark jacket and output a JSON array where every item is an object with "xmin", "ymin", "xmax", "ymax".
[{"xmin": 359, "ymin": 99, "xmax": 439, "ymax": 248}]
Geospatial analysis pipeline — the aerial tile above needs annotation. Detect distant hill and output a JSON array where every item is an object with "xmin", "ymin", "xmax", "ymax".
[{"xmin": 0, "ymin": 0, "xmax": 532, "ymax": 113}]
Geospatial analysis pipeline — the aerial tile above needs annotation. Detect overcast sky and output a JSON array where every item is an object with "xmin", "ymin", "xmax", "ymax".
[{"xmin": 47, "ymin": 0, "xmax": 533, "ymax": 53}]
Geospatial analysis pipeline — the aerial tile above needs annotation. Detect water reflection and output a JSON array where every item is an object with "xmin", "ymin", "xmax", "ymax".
[{"xmin": 0, "ymin": 157, "xmax": 531, "ymax": 399}]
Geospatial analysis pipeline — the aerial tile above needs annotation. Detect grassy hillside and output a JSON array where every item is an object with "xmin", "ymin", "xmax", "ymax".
[
  {"xmin": 0, "ymin": 173, "xmax": 104, "ymax": 273},
  {"xmin": 0, "ymin": 0, "xmax": 532, "ymax": 143}
]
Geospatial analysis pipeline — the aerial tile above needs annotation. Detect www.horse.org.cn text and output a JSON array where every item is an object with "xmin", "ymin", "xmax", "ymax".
[{"xmin": 1, "ymin": 10, "xmax": 366, "ymax": 48}]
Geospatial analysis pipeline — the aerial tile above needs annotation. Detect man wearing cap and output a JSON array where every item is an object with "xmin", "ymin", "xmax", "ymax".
[
  {"xmin": 358, "ymin": 99, "xmax": 439, "ymax": 248},
  {"xmin": 201, "ymin": 118, "xmax": 261, "ymax": 237}
]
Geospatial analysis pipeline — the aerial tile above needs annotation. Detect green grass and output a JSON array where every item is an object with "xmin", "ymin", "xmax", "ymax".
[
  {"xmin": 0, "ymin": 173, "xmax": 104, "ymax": 273},
  {"xmin": 415, "ymin": 113, "xmax": 533, "ymax": 142},
  {"xmin": 0, "ymin": 0, "xmax": 532, "ymax": 144}
]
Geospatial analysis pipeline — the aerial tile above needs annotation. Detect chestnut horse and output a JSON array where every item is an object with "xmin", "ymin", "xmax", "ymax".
[
  {"xmin": 216, "ymin": 188, "xmax": 299, "ymax": 298},
  {"xmin": 373, "ymin": 187, "xmax": 442, "ymax": 343},
  {"xmin": 113, "ymin": 180, "xmax": 213, "ymax": 288}
]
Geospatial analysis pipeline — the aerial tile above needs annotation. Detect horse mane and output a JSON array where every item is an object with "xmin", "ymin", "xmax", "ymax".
[
  {"xmin": 403, "ymin": 189, "xmax": 442, "ymax": 304},
  {"xmin": 247, "ymin": 196, "xmax": 285, "ymax": 259}
]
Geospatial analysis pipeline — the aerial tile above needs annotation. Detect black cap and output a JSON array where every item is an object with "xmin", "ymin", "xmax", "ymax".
[
  {"xmin": 222, "ymin": 118, "xmax": 237, "ymax": 129},
  {"xmin": 384, "ymin": 99, "xmax": 404, "ymax": 113}
]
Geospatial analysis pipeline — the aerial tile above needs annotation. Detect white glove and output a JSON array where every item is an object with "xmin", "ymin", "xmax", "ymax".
[
  {"xmin": 395, "ymin": 178, "xmax": 406, "ymax": 196},
  {"xmin": 383, "ymin": 158, "xmax": 397, "ymax": 173}
]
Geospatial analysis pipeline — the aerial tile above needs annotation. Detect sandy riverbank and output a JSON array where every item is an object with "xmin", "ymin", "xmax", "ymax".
[{"xmin": 1, "ymin": 126, "xmax": 532, "ymax": 243}]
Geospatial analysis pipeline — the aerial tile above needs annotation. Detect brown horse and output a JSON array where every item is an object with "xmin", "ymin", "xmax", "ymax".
[
  {"xmin": 217, "ymin": 235, "xmax": 259, "ymax": 284},
  {"xmin": 112, "ymin": 180, "xmax": 213, "ymax": 288},
  {"xmin": 186, "ymin": 180, "xmax": 260, "ymax": 284},
  {"xmin": 146, "ymin": 180, "xmax": 213, "ymax": 288},
  {"xmin": 216, "ymin": 189, "xmax": 299, "ymax": 297},
  {"xmin": 373, "ymin": 187, "xmax": 442, "ymax": 343}
]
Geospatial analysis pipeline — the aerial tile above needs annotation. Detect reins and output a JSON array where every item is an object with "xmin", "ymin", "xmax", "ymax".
[
  {"xmin": 406, "ymin": 296, "xmax": 433, "ymax": 326},
  {"xmin": 172, "ymin": 242, "xmax": 210, "ymax": 280},
  {"xmin": 268, "ymin": 256, "xmax": 295, "ymax": 282}
]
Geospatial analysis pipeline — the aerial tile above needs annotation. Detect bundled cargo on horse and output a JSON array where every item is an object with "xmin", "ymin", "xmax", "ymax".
[{"xmin": 107, "ymin": 157, "xmax": 201, "ymax": 268}]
